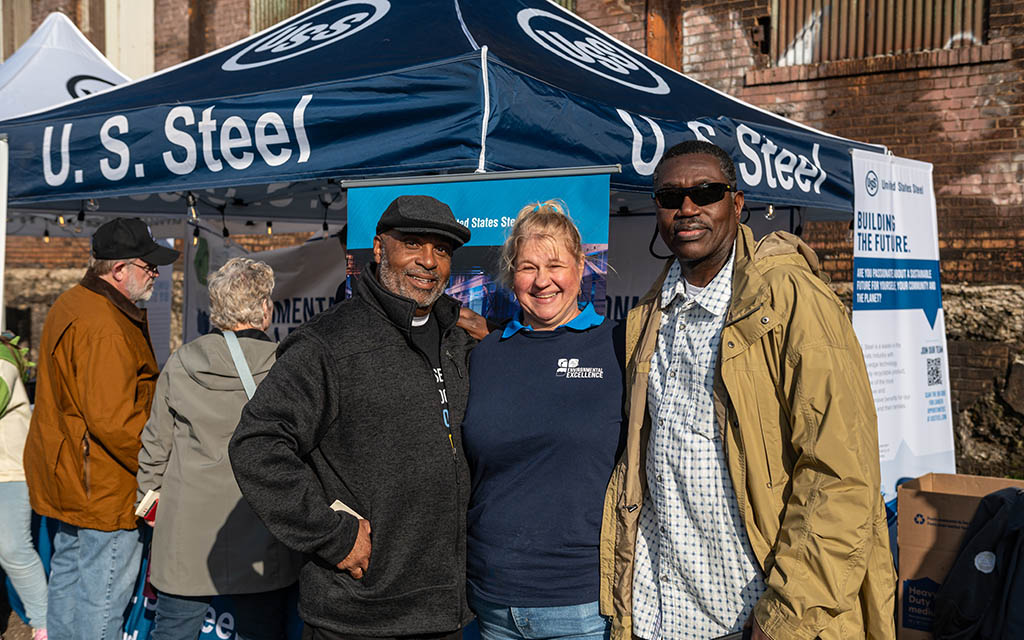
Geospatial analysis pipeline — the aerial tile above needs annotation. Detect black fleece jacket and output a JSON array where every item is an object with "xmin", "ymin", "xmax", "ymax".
[{"xmin": 229, "ymin": 265, "xmax": 474, "ymax": 636}]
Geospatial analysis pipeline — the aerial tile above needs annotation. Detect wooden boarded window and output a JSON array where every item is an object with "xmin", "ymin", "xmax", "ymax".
[
  {"xmin": 251, "ymin": 0, "xmax": 322, "ymax": 33},
  {"xmin": 770, "ymin": 0, "xmax": 987, "ymax": 66}
]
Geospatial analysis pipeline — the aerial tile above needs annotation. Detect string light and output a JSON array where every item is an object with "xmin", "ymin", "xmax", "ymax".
[
  {"xmin": 43, "ymin": 228, "xmax": 50, "ymax": 243},
  {"xmin": 266, "ymin": 221, "xmax": 273, "ymax": 235},
  {"xmin": 192, "ymin": 225, "xmax": 200, "ymax": 247},
  {"xmin": 57, "ymin": 214, "xmax": 65, "ymax": 226},
  {"xmin": 85, "ymin": 198, "xmax": 99, "ymax": 212},
  {"xmin": 220, "ymin": 205, "xmax": 230, "ymax": 239},
  {"xmin": 186, "ymin": 192, "xmax": 198, "ymax": 221},
  {"xmin": 764, "ymin": 203, "xmax": 776, "ymax": 221}
]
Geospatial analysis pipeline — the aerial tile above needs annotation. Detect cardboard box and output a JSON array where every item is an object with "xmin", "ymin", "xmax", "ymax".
[{"xmin": 897, "ymin": 473, "xmax": 1024, "ymax": 639}]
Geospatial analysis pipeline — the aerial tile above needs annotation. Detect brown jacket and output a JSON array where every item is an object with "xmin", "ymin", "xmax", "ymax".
[
  {"xmin": 599, "ymin": 225, "xmax": 896, "ymax": 640},
  {"xmin": 24, "ymin": 272, "xmax": 158, "ymax": 531}
]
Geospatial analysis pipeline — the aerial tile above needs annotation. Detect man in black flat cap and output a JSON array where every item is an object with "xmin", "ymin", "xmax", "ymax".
[
  {"xmin": 24, "ymin": 217, "xmax": 179, "ymax": 640},
  {"xmin": 231, "ymin": 195, "xmax": 474, "ymax": 640}
]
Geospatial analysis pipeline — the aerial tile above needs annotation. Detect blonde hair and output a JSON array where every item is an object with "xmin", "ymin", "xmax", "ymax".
[
  {"xmin": 498, "ymin": 199, "xmax": 585, "ymax": 288},
  {"xmin": 208, "ymin": 257, "xmax": 275, "ymax": 330}
]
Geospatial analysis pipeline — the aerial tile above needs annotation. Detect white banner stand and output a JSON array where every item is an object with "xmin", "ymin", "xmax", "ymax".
[{"xmin": 851, "ymin": 149, "xmax": 956, "ymax": 501}]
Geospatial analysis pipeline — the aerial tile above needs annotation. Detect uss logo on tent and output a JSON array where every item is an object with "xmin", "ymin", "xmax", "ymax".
[
  {"xmin": 222, "ymin": 0, "xmax": 390, "ymax": 71},
  {"xmin": 517, "ymin": 8, "xmax": 669, "ymax": 95}
]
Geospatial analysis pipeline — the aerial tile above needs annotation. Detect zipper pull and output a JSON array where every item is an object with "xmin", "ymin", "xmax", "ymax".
[{"xmin": 446, "ymin": 350, "xmax": 463, "ymax": 378}]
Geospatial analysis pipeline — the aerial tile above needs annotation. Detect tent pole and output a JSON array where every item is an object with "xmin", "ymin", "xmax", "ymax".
[
  {"xmin": 0, "ymin": 135, "xmax": 8, "ymax": 331},
  {"xmin": 476, "ymin": 45, "xmax": 490, "ymax": 174}
]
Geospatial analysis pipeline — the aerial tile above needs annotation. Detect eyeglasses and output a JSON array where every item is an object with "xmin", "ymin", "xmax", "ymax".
[
  {"xmin": 652, "ymin": 183, "xmax": 732, "ymax": 209},
  {"xmin": 128, "ymin": 261, "xmax": 160, "ymax": 277}
]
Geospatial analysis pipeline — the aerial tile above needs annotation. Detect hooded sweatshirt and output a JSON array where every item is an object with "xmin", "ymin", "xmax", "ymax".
[{"xmin": 137, "ymin": 329, "xmax": 302, "ymax": 596}]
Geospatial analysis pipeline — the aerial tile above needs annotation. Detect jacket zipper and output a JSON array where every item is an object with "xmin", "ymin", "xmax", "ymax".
[
  {"xmin": 446, "ymin": 348, "xmax": 464, "ymax": 379},
  {"xmin": 439, "ymin": 330, "xmax": 463, "ymax": 626},
  {"xmin": 81, "ymin": 434, "xmax": 91, "ymax": 496}
]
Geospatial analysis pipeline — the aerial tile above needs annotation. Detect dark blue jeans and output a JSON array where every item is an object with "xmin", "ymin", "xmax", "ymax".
[{"xmin": 151, "ymin": 587, "xmax": 292, "ymax": 640}]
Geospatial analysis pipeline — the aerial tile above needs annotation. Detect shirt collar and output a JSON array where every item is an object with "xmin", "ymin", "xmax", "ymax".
[
  {"xmin": 501, "ymin": 302, "xmax": 603, "ymax": 338},
  {"xmin": 659, "ymin": 247, "xmax": 736, "ymax": 316}
]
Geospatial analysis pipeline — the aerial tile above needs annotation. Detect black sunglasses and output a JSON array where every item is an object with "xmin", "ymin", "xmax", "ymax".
[{"xmin": 652, "ymin": 183, "xmax": 732, "ymax": 209}]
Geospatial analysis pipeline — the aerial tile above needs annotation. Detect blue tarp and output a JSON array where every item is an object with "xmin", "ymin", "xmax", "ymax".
[{"xmin": 0, "ymin": 0, "xmax": 884, "ymax": 217}]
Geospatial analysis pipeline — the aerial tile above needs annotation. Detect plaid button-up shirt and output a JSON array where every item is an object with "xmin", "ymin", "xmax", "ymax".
[{"xmin": 631, "ymin": 251, "xmax": 766, "ymax": 639}]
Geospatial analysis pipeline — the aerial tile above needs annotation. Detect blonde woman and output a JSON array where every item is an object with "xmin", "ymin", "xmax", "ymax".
[{"xmin": 461, "ymin": 201, "xmax": 624, "ymax": 640}]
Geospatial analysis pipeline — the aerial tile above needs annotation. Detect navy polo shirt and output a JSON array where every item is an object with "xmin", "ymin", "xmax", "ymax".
[{"xmin": 462, "ymin": 305, "xmax": 625, "ymax": 606}]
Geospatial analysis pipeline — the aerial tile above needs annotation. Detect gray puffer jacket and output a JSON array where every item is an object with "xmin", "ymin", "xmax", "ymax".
[{"xmin": 138, "ymin": 329, "xmax": 302, "ymax": 596}]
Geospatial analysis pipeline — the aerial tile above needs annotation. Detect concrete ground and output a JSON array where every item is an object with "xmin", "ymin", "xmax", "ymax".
[
  {"xmin": 1, "ymin": 578, "xmax": 32, "ymax": 640},
  {"xmin": 2, "ymin": 610, "xmax": 31, "ymax": 640}
]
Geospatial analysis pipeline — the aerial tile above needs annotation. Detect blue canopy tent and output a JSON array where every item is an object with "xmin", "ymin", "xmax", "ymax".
[{"xmin": 0, "ymin": 0, "xmax": 884, "ymax": 225}]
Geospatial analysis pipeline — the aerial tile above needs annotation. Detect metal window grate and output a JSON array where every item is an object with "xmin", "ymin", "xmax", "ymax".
[
  {"xmin": 770, "ymin": 0, "xmax": 986, "ymax": 66},
  {"xmin": 251, "ymin": 0, "xmax": 323, "ymax": 33},
  {"xmin": 551, "ymin": 0, "xmax": 576, "ymax": 11}
]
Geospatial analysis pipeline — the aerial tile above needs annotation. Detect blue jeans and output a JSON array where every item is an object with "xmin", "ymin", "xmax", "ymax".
[
  {"xmin": 151, "ymin": 588, "xmax": 292, "ymax": 640},
  {"xmin": 0, "ymin": 481, "xmax": 48, "ymax": 629},
  {"xmin": 47, "ymin": 520, "xmax": 144, "ymax": 640},
  {"xmin": 468, "ymin": 592, "xmax": 610, "ymax": 640}
]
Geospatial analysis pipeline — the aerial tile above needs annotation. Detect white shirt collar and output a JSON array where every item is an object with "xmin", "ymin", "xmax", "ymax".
[{"xmin": 659, "ymin": 247, "xmax": 736, "ymax": 317}]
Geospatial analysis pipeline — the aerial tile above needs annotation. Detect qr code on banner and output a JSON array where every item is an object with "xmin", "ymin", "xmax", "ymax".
[{"xmin": 927, "ymin": 357, "xmax": 942, "ymax": 386}]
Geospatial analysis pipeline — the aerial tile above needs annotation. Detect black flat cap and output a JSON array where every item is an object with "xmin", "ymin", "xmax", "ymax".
[
  {"xmin": 92, "ymin": 217, "xmax": 179, "ymax": 265},
  {"xmin": 376, "ymin": 195, "xmax": 471, "ymax": 248}
]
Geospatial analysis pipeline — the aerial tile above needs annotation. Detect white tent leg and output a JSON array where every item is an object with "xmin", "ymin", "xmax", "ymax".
[{"xmin": 0, "ymin": 135, "xmax": 8, "ymax": 332}]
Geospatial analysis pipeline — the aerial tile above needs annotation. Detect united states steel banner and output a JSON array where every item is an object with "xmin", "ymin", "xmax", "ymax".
[
  {"xmin": 346, "ymin": 173, "xmax": 610, "ymax": 321},
  {"xmin": 851, "ymin": 149, "xmax": 955, "ymax": 501}
]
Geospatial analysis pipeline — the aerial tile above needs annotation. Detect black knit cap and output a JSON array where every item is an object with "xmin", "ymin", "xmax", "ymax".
[
  {"xmin": 92, "ymin": 217, "xmax": 179, "ymax": 265},
  {"xmin": 375, "ymin": 195, "xmax": 471, "ymax": 248}
]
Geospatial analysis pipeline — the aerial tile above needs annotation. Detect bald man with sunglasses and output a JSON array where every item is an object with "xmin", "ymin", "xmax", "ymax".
[{"xmin": 598, "ymin": 140, "xmax": 895, "ymax": 640}]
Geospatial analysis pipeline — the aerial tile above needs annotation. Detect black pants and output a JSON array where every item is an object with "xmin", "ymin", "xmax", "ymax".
[{"xmin": 301, "ymin": 624, "xmax": 462, "ymax": 640}]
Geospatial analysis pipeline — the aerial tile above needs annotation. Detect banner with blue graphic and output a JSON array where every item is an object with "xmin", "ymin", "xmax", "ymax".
[
  {"xmin": 347, "ymin": 172, "xmax": 609, "ymax": 321},
  {"xmin": 851, "ymin": 150, "xmax": 955, "ymax": 501}
]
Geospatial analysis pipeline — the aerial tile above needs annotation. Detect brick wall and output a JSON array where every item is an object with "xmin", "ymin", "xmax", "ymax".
[
  {"xmin": 155, "ymin": 0, "xmax": 249, "ymax": 71},
  {"xmin": 154, "ymin": 0, "xmax": 189, "ymax": 70},
  {"xmin": 575, "ymin": 0, "xmax": 646, "ymax": 53},
  {"xmin": 205, "ymin": 0, "xmax": 249, "ymax": 50},
  {"xmin": 577, "ymin": 0, "xmax": 1024, "ymax": 475},
  {"xmin": 948, "ymin": 340, "xmax": 1011, "ymax": 411},
  {"xmin": 31, "ymin": 0, "xmax": 104, "ymax": 51}
]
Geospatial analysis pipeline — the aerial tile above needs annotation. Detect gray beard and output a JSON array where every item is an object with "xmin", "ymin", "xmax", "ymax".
[
  {"xmin": 378, "ymin": 249, "xmax": 444, "ymax": 310},
  {"xmin": 126, "ymin": 279, "xmax": 154, "ymax": 303}
]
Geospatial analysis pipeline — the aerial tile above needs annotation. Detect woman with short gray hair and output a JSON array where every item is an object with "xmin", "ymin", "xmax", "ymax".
[{"xmin": 138, "ymin": 257, "xmax": 301, "ymax": 640}]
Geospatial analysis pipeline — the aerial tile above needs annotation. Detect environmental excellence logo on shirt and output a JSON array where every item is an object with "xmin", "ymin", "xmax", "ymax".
[{"xmin": 556, "ymin": 358, "xmax": 604, "ymax": 379}]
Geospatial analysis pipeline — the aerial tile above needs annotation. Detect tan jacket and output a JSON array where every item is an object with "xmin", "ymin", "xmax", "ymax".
[
  {"xmin": 24, "ymin": 272, "xmax": 158, "ymax": 531},
  {"xmin": 599, "ymin": 225, "xmax": 896, "ymax": 640}
]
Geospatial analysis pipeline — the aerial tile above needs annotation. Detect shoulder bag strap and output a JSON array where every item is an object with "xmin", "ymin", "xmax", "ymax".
[{"xmin": 223, "ymin": 331, "xmax": 257, "ymax": 400}]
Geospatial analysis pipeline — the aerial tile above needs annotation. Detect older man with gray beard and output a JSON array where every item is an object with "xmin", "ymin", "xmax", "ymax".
[
  {"xmin": 23, "ymin": 217, "xmax": 179, "ymax": 640},
  {"xmin": 231, "ymin": 195, "xmax": 475, "ymax": 640}
]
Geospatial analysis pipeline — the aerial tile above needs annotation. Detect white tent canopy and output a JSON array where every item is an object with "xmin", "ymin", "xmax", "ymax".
[{"xmin": 0, "ymin": 12, "xmax": 128, "ymax": 121}]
